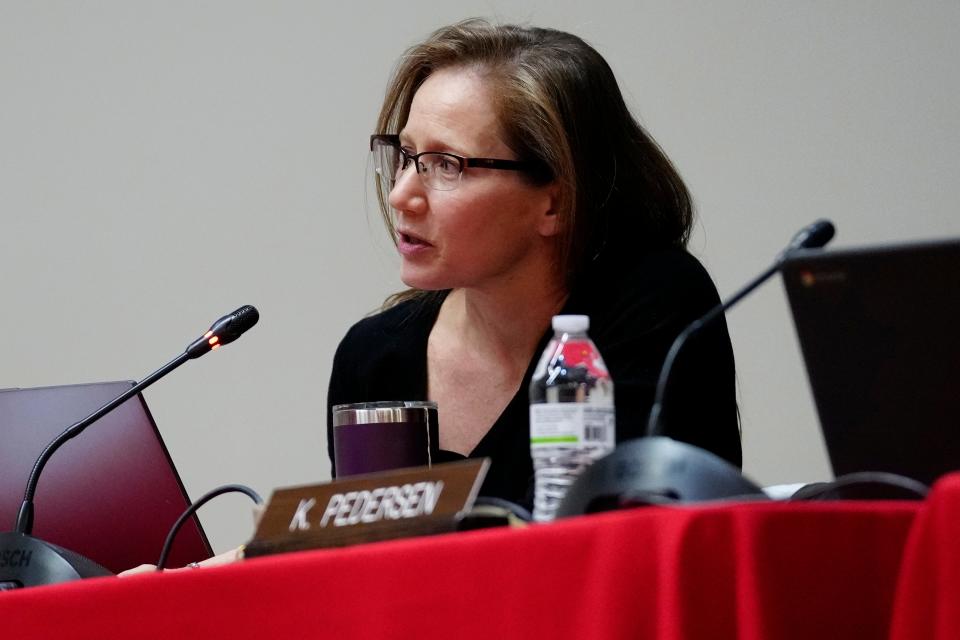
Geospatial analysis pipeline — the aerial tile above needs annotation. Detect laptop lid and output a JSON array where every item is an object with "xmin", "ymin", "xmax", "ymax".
[
  {"xmin": 781, "ymin": 239, "xmax": 960, "ymax": 486},
  {"xmin": 0, "ymin": 381, "xmax": 212, "ymax": 573}
]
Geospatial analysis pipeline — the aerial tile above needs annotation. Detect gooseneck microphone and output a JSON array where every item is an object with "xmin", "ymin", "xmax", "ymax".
[
  {"xmin": 556, "ymin": 222, "xmax": 835, "ymax": 517},
  {"xmin": 646, "ymin": 220, "xmax": 835, "ymax": 437},
  {"xmin": 1, "ymin": 305, "xmax": 258, "ymax": 589}
]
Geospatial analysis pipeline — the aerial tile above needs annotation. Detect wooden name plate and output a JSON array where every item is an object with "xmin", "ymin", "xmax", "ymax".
[{"xmin": 245, "ymin": 458, "xmax": 490, "ymax": 557}]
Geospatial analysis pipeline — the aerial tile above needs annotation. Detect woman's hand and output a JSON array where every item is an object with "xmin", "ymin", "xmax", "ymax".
[{"xmin": 118, "ymin": 545, "xmax": 245, "ymax": 576}]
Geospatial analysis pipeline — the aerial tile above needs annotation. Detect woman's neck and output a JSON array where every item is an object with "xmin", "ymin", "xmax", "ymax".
[{"xmin": 438, "ymin": 277, "xmax": 567, "ymax": 365}]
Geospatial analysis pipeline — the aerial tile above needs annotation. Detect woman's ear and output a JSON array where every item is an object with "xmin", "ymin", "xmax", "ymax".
[{"xmin": 536, "ymin": 183, "xmax": 561, "ymax": 238}]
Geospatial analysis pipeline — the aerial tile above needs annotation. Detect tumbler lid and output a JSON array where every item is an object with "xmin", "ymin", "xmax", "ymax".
[{"xmin": 332, "ymin": 400, "xmax": 437, "ymax": 427}]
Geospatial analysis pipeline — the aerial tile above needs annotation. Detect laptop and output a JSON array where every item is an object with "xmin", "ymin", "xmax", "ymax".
[
  {"xmin": 0, "ymin": 381, "xmax": 212, "ymax": 573},
  {"xmin": 782, "ymin": 238, "xmax": 960, "ymax": 486}
]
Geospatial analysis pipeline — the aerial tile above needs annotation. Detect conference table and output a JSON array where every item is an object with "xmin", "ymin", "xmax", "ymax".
[{"xmin": 3, "ymin": 474, "xmax": 959, "ymax": 639}]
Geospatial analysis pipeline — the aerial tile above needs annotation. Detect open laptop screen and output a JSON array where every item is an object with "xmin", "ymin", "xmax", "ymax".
[
  {"xmin": 0, "ymin": 381, "xmax": 212, "ymax": 573},
  {"xmin": 782, "ymin": 239, "xmax": 960, "ymax": 486}
]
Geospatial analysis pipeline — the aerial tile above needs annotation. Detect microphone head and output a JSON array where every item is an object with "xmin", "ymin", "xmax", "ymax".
[
  {"xmin": 209, "ymin": 305, "xmax": 259, "ymax": 346},
  {"xmin": 787, "ymin": 219, "xmax": 836, "ymax": 252},
  {"xmin": 185, "ymin": 305, "xmax": 259, "ymax": 359}
]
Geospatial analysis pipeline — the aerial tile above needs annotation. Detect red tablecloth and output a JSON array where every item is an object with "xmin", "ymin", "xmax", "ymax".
[
  {"xmin": 890, "ymin": 473, "xmax": 960, "ymax": 640},
  {"xmin": 0, "ymin": 495, "xmax": 928, "ymax": 640}
]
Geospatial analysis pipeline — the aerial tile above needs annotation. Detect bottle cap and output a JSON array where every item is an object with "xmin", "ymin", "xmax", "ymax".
[{"xmin": 552, "ymin": 314, "xmax": 589, "ymax": 333}]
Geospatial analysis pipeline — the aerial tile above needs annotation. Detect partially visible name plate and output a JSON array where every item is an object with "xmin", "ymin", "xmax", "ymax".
[{"xmin": 245, "ymin": 458, "xmax": 490, "ymax": 557}]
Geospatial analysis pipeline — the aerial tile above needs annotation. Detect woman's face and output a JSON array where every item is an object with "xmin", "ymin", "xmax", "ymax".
[{"xmin": 388, "ymin": 67, "xmax": 558, "ymax": 293}]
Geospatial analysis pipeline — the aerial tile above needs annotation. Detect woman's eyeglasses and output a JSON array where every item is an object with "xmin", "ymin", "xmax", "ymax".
[{"xmin": 370, "ymin": 134, "xmax": 535, "ymax": 192}]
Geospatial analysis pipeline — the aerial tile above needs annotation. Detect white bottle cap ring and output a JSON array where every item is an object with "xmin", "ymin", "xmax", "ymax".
[{"xmin": 552, "ymin": 314, "xmax": 590, "ymax": 333}]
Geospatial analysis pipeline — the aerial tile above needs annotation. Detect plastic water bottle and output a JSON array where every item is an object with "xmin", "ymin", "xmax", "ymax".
[{"xmin": 529, "ymin": 315, "xmax": 615, "ymax": 522}]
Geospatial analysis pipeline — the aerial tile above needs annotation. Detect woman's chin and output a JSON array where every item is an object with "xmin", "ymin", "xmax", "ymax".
[{"xmin": 399, "ymin": 269, "xmax": 449, "ymax": 292}]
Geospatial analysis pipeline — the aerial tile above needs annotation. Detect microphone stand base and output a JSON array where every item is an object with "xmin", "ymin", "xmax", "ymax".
[
  {"xmin": 0, "ymin": 532, "xmax": 112, "ymax": 590},
  {"xmin": 556, "ymin": 436, "xmax": 766, "ymax": 517}
]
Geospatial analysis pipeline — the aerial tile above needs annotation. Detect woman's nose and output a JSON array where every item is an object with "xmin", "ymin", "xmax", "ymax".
[{"xmin": 387, "ymin": 164, "xmax": 428, "ymax": 214}]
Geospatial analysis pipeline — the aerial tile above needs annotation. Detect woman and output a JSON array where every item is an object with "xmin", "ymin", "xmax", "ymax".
[{"xmin": 327, "ymin": 19, "xmax": 740, "ymax": 509}]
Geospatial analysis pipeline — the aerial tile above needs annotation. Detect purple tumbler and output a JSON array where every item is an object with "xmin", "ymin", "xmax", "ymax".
[{"xmin": 332, "ymin": 401, "xmax": 439, "ymax": 477}]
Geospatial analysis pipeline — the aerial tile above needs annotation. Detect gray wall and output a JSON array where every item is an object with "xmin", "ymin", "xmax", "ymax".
[{"xmin": 2, "ymin": 2, "xmax": 958, "ymax": 552}]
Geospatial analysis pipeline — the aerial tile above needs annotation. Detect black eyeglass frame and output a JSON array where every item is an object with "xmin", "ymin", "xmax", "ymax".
[{"xmin": 369, "ymin": 134, "xmax": 536, "ymax": 179}]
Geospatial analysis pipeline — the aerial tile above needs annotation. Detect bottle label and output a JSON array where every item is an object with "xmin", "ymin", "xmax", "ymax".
[
  {"xmin": 529, "ymin": 404, "xmax": 615, "ymax": 449},
  {"xmin": 552, "ymin": 338, "xmax": 609, "ymax": 379}
]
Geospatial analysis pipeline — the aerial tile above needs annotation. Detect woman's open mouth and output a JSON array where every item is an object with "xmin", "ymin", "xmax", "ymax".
[{"xmin": 397, "ymin": 231, "xmax": 433, "ymax": 256}]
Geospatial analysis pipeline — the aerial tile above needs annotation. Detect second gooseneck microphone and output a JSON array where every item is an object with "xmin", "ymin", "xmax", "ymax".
[{"xmin": 645, "ymin": 220, "xmax": 835, "ymax": 438}]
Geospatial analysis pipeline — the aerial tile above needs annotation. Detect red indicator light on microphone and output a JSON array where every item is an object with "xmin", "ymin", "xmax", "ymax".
[
  {"xmin": 208, "ymin": 335, "xmax": 220, "ymax": 346},
  {"xmin": 211, "ymin": 343, "xmax": 220, "ymax": 350}
]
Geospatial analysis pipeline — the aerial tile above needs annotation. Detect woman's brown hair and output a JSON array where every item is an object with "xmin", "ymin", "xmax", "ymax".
[{"xmin": 375, "ymin": 19, "xmax": 693, "ymax": 303}]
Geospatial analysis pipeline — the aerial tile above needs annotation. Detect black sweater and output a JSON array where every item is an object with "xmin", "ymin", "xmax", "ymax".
[{"xmin": 327, "ymin": 248, "xmax": 741, "ymax": 508}]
